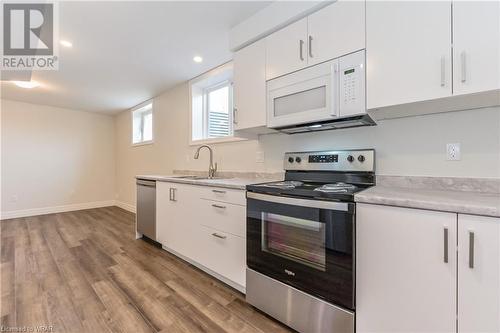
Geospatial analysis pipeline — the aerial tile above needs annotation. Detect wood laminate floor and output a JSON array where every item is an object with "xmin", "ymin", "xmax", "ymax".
[{"xmin": 0, "ymin": 207, "xmax": 293, "ymax": 333}]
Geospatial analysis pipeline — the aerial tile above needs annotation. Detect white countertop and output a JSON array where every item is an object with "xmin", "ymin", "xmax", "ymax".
[
  {"xmin": 136, "ymin": 174, "xmax": 272, "ymax": 190},
  {"xmin": 355, "ymin": 186, "xmax": 500, "ymax": 218}
]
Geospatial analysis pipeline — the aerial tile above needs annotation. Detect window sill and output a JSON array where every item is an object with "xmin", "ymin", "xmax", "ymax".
[
  {"xmin": 189, "ymin": 136, "xmax": 247, "ymax": 146},
  {"xmin": 132, "ymin": 140, "xmax": 154, "ymax": 147}
]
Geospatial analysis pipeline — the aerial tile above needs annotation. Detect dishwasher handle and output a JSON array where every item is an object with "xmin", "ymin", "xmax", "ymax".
[{"xmin": 137, "ymin": 179, "xmax": 156, "ymax": 187}]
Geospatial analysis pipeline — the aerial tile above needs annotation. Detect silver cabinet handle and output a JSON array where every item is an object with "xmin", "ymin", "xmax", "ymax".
[
  {"xmin": 212, "ymin": 189, "xmax": 226, "ymax": 194},
  {"xmin": 170, "ymin": 188, "xmax": 177, "ymax": 202},
  {"xmin": 212, "ymin": 232, "xmax": 227, "ymax": 239},
  {"xmin": 169, "ymin": 188, "xmax": 173, "ymax": 201},
  {"xmin": 461, "ymin": 51, "xmax": 467, "ymax": 83},
  {"xmin": 443, "ymin": 227, "xmax": 449, "ymax": 263},
  {"xmin": 308, "ymin": 36, "xmax": 313, "ymax": 58},
  {"xmin": 233, "ymin": 107, "xmax": 238, "ymax": 124},
  {"xmin": 212, "ymin": 204, "xmax": 226, "ymax": 209},
  {"xmin": 469, "ymin": 230, "xmax": 475, "ymax": 269},
  {"xmin": 440, "ymin": 56, "xmax": 446, "ymax": 87},
  {"xmin": 299, "ymin": 40, "xmax": 304, "ymax": 61}
]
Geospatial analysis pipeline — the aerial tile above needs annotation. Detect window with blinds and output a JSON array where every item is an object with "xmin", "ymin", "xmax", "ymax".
[
  {"xmin": 206, "ymin": 82, "xmax": 232, "ymax": 138},
  {"xmin": 190, "ymin": 62, "xmax": 234, "ymax": 143}
]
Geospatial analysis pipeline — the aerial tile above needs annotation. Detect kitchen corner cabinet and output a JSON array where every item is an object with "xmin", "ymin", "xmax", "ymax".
[
  {"xmin": 356, "ymin": 204, "xmax": 457, "ymax": 332},
  {"xmin": 452, "ymin": 1, "xmax": 500, "ymax": 96},
  {"xmin": 357, "ymin": 203, "xmax": 500, "ymax": 333},
  {"xmin": 233, "ymin": 39, "xmax": 267, "ymax": 132},
  {"xmin": 458, "ymin": 214, "xmax": 500, "ymax": 333},
  {"xmin": 366, "ymin": 1, "xmax": 452, "ymax": 109}
]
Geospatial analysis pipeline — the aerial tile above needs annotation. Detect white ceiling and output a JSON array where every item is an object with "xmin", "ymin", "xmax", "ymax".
[{"xmin": 0, "ymin": 1, "xmax": 270, "ymax": 114}]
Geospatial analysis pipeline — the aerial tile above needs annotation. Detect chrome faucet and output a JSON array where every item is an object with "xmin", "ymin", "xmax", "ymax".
[{"xmin": 194, "ymin": 145, "xmax": 217, "ymax": 179}]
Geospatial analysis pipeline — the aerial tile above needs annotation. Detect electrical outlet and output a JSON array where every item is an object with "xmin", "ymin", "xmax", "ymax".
[
  {"xmin": 256, "ymin": 151, "xmax": 265, "ymax": 163},
  {"xmin": 446, "ymin": 143, "xmax": 461, "ymax": 161},
  {"xmin": 10, "ymin": 194, "xmax": 18, "ymax": 203}
]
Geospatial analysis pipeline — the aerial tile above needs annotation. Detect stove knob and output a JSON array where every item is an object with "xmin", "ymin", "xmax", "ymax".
[
  {"xmin": 288, "ymin": 157, "xmax": 294, "ymax": 163},
  {"xmin": 347, "ymin": 155, "xmax": 355, "ymax": 163},
  {"xmin": 358, "ymin": 155, "xmax": 365, "ymax": 163},
  {"xmin": 295, "ymin": 157, "xmax": 302, "ymax": 163}
]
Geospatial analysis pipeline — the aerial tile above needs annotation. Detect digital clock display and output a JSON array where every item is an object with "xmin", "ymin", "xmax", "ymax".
[
  {"xmin": 308, "ymin": 154, "xmax": 338, "ymax": 163},
  {"xmin": 344, "ymin": 68, "xmax": 355, "ymax": 75}
]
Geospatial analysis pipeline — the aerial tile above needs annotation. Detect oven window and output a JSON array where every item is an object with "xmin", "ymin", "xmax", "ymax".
[
  {"xmin": 273, "ymin": 86, "xmax": 326, "ymax": 117},
  {"xmin": 261, "ymin": 212, "xmax": 326, "ymax": 271}
]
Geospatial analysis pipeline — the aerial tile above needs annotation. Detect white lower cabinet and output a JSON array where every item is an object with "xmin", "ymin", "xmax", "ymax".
[
  {"xmin": 356, "ymin": 203, "xmax": 457, "ymax": 332},
  {"xmin": 198, "ymin": 225, "xmax": 246, "ymax": 288},
  {"xmin": 458, "ymin": 214, "xmax": 500, "ymax": 333},
  {"xmin": 357, "ymin": 203, "xmax": 500, "ymax": 333},
  {"xmin": 156, "ymin": 181, "xmax": 246, "ymax": 290}
]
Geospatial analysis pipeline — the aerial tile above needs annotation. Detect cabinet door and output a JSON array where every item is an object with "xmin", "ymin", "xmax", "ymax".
[
  {"xmin": 356, "ymin": 204, "xmax": 457, "ymax": 333},
  {"xmin": 156, "ymin": 182, "xmax": 174, "ymax": 246},
  {"xmin": 233, "ymin": 39, "xmax": 267, "ymax": 131},
  {"xmin": 156, "ymin": 182, "xmax": 201, "ymax": 259},
  {"xmin": 458, "ymin": 214, "xmax": 500, "ymax": 333},
  {"xmin": 453, "ymin": 1, "xmax": 500, "ymax": 95},
  {"xmin": 307, "ymin": 0, "xmax": 365, "ymax": 66},
  {"xmin": 366, "ymin": 1, "xmax": 452, "ymax": 109},
  {"xmin": 266, "ymin": 17, "xmax": 308, "ymax": 80}
]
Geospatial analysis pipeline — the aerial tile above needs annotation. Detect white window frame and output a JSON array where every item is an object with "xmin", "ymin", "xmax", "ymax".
[
  {"xmin": 131, "ymin": 100, "xmax": 154, "ymax": 146},
  {"xmin": 189, "ymin": 61, "xmax": 245, "ymax": 146},
  {"xmin": 203, "ymin": 80, "xmax": 234, "ymax": 139}
]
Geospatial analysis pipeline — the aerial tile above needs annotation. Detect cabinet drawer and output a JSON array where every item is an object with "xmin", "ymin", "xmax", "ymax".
[
  {"xmin": 200, "ymin": 200, "xmax": 246, "ymax": 238},
  {"xmin": 199, "ymin": 225, "xmax": 246, "ymax": 288},
  {"xmin": 199, "ymin": 186, "xmax": 246, "ymax": 206}
]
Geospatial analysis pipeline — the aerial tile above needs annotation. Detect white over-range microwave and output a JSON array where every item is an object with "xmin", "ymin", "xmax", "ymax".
[{"xmin": 267, "ymin": 50, "xmax": 375, "ymax": 133}]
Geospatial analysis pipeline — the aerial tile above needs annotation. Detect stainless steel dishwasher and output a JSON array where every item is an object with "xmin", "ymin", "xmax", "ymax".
[{"xmin": 136, "ymin": 179, "xmax": 156, "ymax": 240}]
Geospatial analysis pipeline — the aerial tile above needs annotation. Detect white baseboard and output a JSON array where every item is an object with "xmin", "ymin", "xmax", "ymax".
[
  {"xmin": 114, "ymin": 201, "xmax": 136, "ymax": 213},
  {"xmin": 1, "ymin": 200, "xmax": 116, "ymax": 220}
]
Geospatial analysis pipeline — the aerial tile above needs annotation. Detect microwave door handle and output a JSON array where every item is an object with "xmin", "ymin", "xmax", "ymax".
[{"xmin": 331, "ymin": 62, "xmax": 340, "ymax": 117}]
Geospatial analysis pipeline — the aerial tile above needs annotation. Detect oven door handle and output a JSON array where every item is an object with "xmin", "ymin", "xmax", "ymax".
[{"xmin": 247, "ymin": 192, "xmax": 352, "ymax": 211}]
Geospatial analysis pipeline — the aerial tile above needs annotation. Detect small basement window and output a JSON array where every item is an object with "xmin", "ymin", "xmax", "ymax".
[
  {"xmin": 132, "ymin": 102, "xmax": 153, "ymax": 145},
  {"xmin": 190, "ymin": 62, "xmax": 235, "ymax": 144}
]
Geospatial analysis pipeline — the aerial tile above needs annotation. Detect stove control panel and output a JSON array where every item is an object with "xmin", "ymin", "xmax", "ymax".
[{"xmin": 284, "ymin": 149, "xmax": 375, "ymax": 172}]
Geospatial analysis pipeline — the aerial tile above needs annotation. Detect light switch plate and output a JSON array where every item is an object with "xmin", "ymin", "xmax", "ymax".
[{"xmin": 446, "ymin": 143, "xmax": 461, "ymax": 161}]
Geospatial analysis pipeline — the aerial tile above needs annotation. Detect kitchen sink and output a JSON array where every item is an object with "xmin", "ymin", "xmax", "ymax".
[{"xmin": 172, "ymin": 175, "xmax": 229, "ymax": 180}]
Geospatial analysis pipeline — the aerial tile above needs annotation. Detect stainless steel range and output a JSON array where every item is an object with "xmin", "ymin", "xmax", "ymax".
[{"xmin": 245, "ymin": 149, "xmax": 375, "ymax": 333}]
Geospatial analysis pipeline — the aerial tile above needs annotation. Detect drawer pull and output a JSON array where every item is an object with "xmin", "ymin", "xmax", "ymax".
[
  {"xmin": 212, "ymin": 204, "xmax": 226, "ymax": 209},
  {"xmin": 469, "ymin": 230, "xmax": 475, "ymax": 269},
  {"xmin": 443, "ymin": 226, "xmax": 449, "ymax": 263},
  {"xmin": 212, "ymin": 232, "xmax": 227, "ymax": 239},
  {"xmin": 212, "ymin": 189, "xmax": 226, "ymax": 194}
]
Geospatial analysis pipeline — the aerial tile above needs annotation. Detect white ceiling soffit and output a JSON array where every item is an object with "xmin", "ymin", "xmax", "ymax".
[
  {"xmin": 229, "ymin": 1, "xmax": 334, "ymax": 51},
  {"xmin": 0, "ymin": 1, "xmax": 271, "ymax": 114}
]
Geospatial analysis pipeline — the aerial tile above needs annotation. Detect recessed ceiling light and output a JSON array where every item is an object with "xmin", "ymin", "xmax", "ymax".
[
  {"xmin": 193, "ymin": 56, "xmax": 203, "ymax": 63},
  {"xmin": 12, "ymin": 80, "xmax": 40, "ymax": 89},
  {"xmin": 60, "ymin": 40, "xmax": 73, "ymax": 48}
]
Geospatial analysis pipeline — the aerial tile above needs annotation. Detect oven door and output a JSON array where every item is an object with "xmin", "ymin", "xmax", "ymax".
[{"xmin": 247, "ymin": 192, "xmax": 355, "ymax": 310}]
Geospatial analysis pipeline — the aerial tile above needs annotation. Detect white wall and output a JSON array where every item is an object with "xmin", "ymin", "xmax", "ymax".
[
  {"xmin": 1, "ymin": 100, "xmax": 116, "ymax": 218},
  {"xmin": 114, "ymin": 82, "xmax": 500, "ymax": 207}
]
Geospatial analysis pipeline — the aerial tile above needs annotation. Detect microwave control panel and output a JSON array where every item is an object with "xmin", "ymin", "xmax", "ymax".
[{"xmin": 339, "ymin": 50, "xmax": 366, "ymax": 117}]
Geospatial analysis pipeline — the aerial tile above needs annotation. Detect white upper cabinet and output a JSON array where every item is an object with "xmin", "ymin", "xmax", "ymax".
[
  {"xmin": 233, "ymin": 39, "xmax": 267, "ymax": 131},
  {"xmin": 266, "ymin": 17, "xmax": 308, "ymax": 80},
  {"xmin": 366, "ymin": 1, "xmax": 452, "ymax": 109},
  {"xmin": 453, "ymin": 1, "xmax": 500, "ymax": 96},
  {"xmin": 458, "ymin": 214, "xmax": 500, "ymax": 333},
  {"xmin": 356, "ymin": 204, "xmax": 457, "ymax": 333},
  {"xmin": 307, "ymin": 0, "xmax": 365, "ymax": 66}
]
